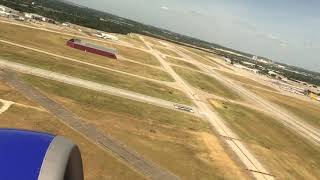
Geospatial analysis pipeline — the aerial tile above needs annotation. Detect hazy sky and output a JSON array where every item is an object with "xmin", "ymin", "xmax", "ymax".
[{"xmin": 68, "ymin": 0, "xmax": 320, "ymax": 72}]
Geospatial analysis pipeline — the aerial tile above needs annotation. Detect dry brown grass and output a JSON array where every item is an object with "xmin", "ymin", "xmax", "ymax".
[
  {"xmin": 0, "ymin": 42, "xmax": 173, "ymax": 82},
  {"xmin": 210, "ymin": 99, "xmax": 320, "ymax": 179},
  {"xmin": 165, "ymin": 57, "xmax": 201, "ymax": 70},
  {"xmin": 22, "ymin": 75, "xmax": 249, "ymax": 180},
  {"xmin": 0, "ymin": 105, "xmax": 145, "ymax": 180},
  {"xmin": 173, "ymin": 66, "xmax": 243, "ymax": 100},
  {"xmin": 216, "ymin": 70, "xmax": 278, "ymax": 92},
  {"xmin": 153, "ymin": 45, "xmax": 182, "ymax": 58},
  {"xmin": 0, "ymin": 21, "xmax": 160, "ymax": 67},
  {"xmin": 248, "ymin": 86, "xmax": 320, "ymax": 128},
  {"xmin": 0, "ymin": 42, "xmax": 193, "ymax": 105}
]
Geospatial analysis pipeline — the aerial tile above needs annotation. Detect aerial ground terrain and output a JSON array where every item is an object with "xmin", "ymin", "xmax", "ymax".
[{"xmin": 0, "ymin": 18, "xmax": 319, "ymax": 180}]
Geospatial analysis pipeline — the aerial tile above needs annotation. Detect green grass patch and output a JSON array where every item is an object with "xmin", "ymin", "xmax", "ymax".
[
  {"xmin": 249, "ymin": 87, "xmax": 320, "ymax": 128},
  {"xmin": 0, "ymin": 43, "xmax": 191, "ymax": 105},
  {"xmin": 22, "ymin": 75, "xmax": 201, "ymax": 129},
  {"xmin": 216, "ymin": 70, "xmax": 278, "ymax": 91},
  {"xmin": 21, "ymin": 74, "xmax": 246, "ymax": 180},
  {"xmin": 173, "ymin": 67, "xmax": 242, "ymax": 100},
  {"xmin": 211, "ymin": 100, "xmax": 320, "ymax": 180},
  {"xmin": 178, "ymin": 47, "xmax": 220, "ymax": 68},
  {"xmin": 113, "ymin": 44, "xmax": 160, "ymax": 66},
  {"xmin": 165, "ymin": 57, "xmax": 200, "ymax": 70},
  {"xmin": 0, "ymin": 42, "xmax": 173, "ymax": 82},
  {"xmin": 0, "ymin": 22, "xmax": 160, "ymax": 66}
]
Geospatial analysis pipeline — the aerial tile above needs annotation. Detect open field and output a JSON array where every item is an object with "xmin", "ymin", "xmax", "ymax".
[
  {"xmin": 210, "ymin": 99, "xmax": 320, "ymax": 179},
  {"xmin": 21, "ymin": 74, "xmax": 248, "ymax": 180},
  {"xmin": 120, "ymin": 35, "xmax": 148, "ymax": 49},
  {"xmin": 0, "ymin": 21, "xmax": 160, "ymax": 66},
  {"xmin": 248, "ymin": 86, "xmax": 320, "ymax": 129},
  {"xmin": 143, "ymin": 36, "xmax": 168, "ymax": 47},
  {"xmin": 177, "ymin": 47, "xmax": 221, "ymax": 68},
  {"xmin": 173, "ymin": 66, "xmax": 242, "ymax": 100},
  {"xmin": 113, "ymin": 44, "xmax": 160, "ymax": 66},
  {"xmin": 0, "ymin": 42, "xmax": 173, "ymax": 82},
  {"xmin": 216, "ymin": 70, "xmax": 278, "ymax": 92},
  {"xmin": 165, "ymin": 57, "xmax": 200, "ymax": 70},
  {"xmin": 0, "ymin": 105, "xmax": 145, "ymax": 180},
  {"xmin": 153, "ymin": 46, "xmax": 182, "ymax": 58},
  {"xmin": 0, "ymin": 44, "xmax": 193, "ymax": 105}
]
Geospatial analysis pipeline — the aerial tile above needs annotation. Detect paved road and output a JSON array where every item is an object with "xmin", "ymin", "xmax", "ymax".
[
  {"xmin": 140, "ymin": 36, "xmax": 274, "ymax": 180},
  {"xmin": 0, "ymin": 19, "xmax": 150, "ymax": 53},
  {"xmin": 0, "ymin": 39, "xmax": 172, "ymax": 87},
  {"xmin": 180, "ymin": 46, "xmax": 320, "ymax": 146},
  {"xmin": 0, "ymin": 59, "xmax": 199, "ymax": 117},
  {"xmin": 2, "ymin": 70, "xmax": 179, "ymax": 180}
]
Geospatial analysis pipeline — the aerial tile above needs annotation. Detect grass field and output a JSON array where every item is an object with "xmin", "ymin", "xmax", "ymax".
[
  {"xmin": 0, "ymin": 42, "xmax": 173, "ymax": 82},
  {"xmin": 248, "ymin": 87, "xmax": 320, "ymax": 128},
  {"xmin": 0, "ymin": 105, "xmax": 145, "ymax": 180},
  {"xmin": 178, "ymin": 47, "xmax": 221, "ymax": 68},
  {"xmin": 216, "ymin": 70, "xmax": 278, "ymax": 92},
  {"xmin": 153, "ymin": 46, "xmax": 182, "ymax": 58},
  {"xmin": 144, "ymin": 36, "xmax": 168, "ymax": 47},
  {"xmin": 120, "ymin": 35, "xmax": 147, "ymax": 49},
  {"xmin": 0, "ymin": 22, "xmax": 160, "ymax": 66},
  {"xmin": 173, "ymin": 67, "xmax": 242, "ymax": 100},
  {"xmin": 113, "ymin": 44, "xmax": 160, "ymax": 66},
  {"xmin": 21, "ymin": 75, "xmax": 249, "ymax": 180},
  {"xmin": 0, "ymin": 43, "xmax": 194, "ymax": 105},
  {"xmin": 165, "ymin": 57, "xmax": 201, "ymax": 70},
  {"xmin": 210, "ymin": 99, "xmax": 320, "ymax": 180}
]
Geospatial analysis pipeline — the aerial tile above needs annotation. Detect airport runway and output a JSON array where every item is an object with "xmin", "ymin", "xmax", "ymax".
[
  {"xmin": 139, "ymin": 36, "xmax": 274, "ymax": 180},
  {"xmin": 179, "ymin": 47, "xmax": 320, "ymax": 147},
  {"xmin": 0, "ymin": 39, "xmax": 173, "ymax": 87},
  {"xmin": 2, "ymin": 71, "xmax": 180, "ymax": 180},
  {"xmin": 0, "ymin": 59, "xmax": 198, "ymax": 117}
]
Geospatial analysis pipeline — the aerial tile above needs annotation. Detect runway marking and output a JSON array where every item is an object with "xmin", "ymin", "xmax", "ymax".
[{"xmin": 0, "ymin": 98, "xmax": 14, "ymax": 114}]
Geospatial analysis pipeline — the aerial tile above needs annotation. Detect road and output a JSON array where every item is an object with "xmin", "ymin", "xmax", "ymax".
[
  {"xmin": 0, "ymin": 19, "xmax": 150, "ymax": 53},
  {"xmin": 139, "ymin": 36, "xmax": 274, "ymax": 180},
  {"xmin": 0, "ymin": 59, "xmax": 199, "ymax": 117},
  {"xmin": 0, "ymin": 39, "xmax": 174, "ymax": 87},
  {"xmin": 179, "ymin": 47, "xmax": 320, "ymax": 146},
  {"xmin": 2, "ymin": 70, "xmax": 179, "ymax": 180}
]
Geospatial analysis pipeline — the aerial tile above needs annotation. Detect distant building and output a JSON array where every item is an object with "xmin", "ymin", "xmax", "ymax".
[
  {"xmin": 0, "ymin": 5, "xmax": 10, "ymax": 16},
  {"xmin": 306, "ymin": 88, "xmax": 320, "ymax": 101},
  {"xmin": 252, "ymin": 56, "xmax": 258, "ymax": 61},
  {"xmin": 94, "ymin": 32, "xmax": 119, "ymax": 41},
  {"xmin": 242, "ymin": 61, "xmax": 255, "ymax": 68},
  {"xmin": 257, "ymin": 59, "xmax": 270, "ymax": 64},
  {"xmin": 223, "ymin": 57, "xmax": 231, "ymax": 64},
  {"xmin": 277, "ymin": 64, "xmax": 285, "ymax": 69},
  {"xmin": 234, "ymin": 64, "xmax": 259, "ymax": 74},
  {"xmin": 67, "ymin": 39, "xmax": 117, "ymax": 59},
  {"xmin": 24, "ymin": 13, "xmax": 46, "ymax": 21}
]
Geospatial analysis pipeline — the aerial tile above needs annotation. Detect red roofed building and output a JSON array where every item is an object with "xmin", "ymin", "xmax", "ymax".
[{"xmin": 67, "ymin": 39, "xmax": 117, "ymax": 59}]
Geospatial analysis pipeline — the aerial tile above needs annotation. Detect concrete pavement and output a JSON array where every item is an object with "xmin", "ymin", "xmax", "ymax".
[
  {"xmin": 140, "ymin": 36, "xmax": 274, "ymax": 180},
  {"xmin": 0, "ymin": 59, "xmax": 199, "ymax": 117}
]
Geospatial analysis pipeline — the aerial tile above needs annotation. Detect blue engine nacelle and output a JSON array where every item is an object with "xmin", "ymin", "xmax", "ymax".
[{"xmin": 0, "ymin": 129, "xmax": 84, "ymax": 180}]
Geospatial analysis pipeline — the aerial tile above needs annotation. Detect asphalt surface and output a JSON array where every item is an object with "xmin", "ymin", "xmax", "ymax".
[
  {"xmin": 2, "ymin": 70, "xmax": 179, "ymax": 180},
  {"xmin": 0, "ymin": 59, "xmax": 199, "ymax": 117},
  {"xmin": 180, "ymin": 47, "xmax": 320, "ymax": 146},
  {"xmin": 148, "ymin": 39, "xmax": 274, "ymax": 180},
  {"xmin": 0, "ymin": 39, "xmax": 171, "ymax": 87}
]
